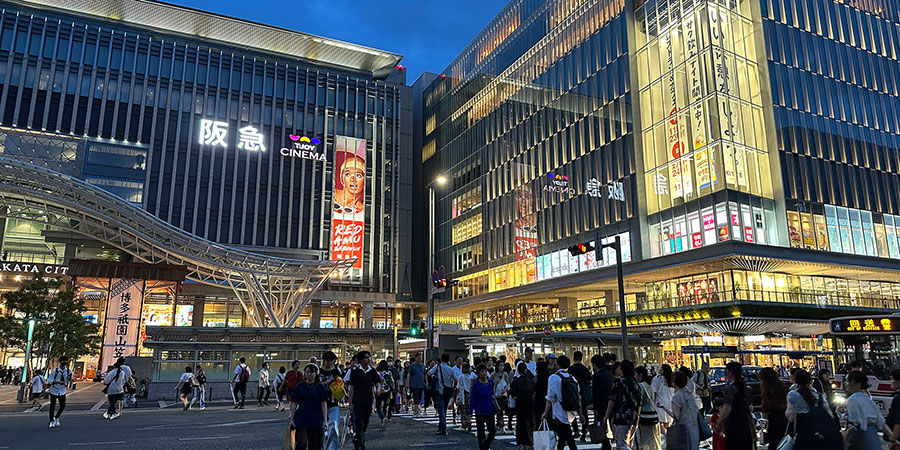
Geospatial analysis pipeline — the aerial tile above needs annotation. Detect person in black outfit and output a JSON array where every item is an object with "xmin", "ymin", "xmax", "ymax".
[
  {"xmin": 510, "ymin": 362, "xmax": 536, "ymax": 448},
  {"xmin": 568, "ymin": 351, "xmax": 592, "ymax": 442},
  {"xmin": 591, "ymin": 354, "xmax": 614, "ymax": 450},
  {"xmin": 533, "ymin": 360, "xmax": 550, "ymax": 425},
  {"xmin": 887, "ymin": 368, "xmax": 900, "ymax": 447},
  {"xmin": 347, "ymin": 351, "xmax": 383, "ymax": 450},
  {"xmin": 717, "ymin": 361, "xmax": 754, "ymax": 450}
]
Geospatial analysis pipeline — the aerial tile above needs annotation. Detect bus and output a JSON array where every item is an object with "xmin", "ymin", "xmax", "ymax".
[{"xmin": 830, "ymin": 314, "xmax": 900, "ymax": 415}]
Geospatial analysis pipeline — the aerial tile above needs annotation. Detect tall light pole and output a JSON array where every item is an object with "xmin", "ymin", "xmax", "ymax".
[
  {"xmin": 426, "ymin": 175, "xmax": 447, "ymax": 361},
  {"xmin": 598, "ymin": 235, "xmax": 628, "ymax": 361},
  {"xmin": 16, "ymin": 318, "xmax": 36, "ymax": 403}
]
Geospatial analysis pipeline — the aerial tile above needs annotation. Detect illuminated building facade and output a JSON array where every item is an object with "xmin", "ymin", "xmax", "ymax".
[
  {"xmin": 418, "ymin": 0, "xmax": 900, "ymax": 365},
  {"xmin": 0, "ymin": 0, "xmax": 414, "ymax": 375}
]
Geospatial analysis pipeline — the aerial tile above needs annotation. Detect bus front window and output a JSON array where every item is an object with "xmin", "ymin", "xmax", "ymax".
[{"xmin": 835, "ymin": 335, "xmax": 900, "ymax": 379}]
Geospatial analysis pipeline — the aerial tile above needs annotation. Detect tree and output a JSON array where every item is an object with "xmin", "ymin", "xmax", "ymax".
[{"xmin": 0, "ymin": 276, "xmax": 100, "ymax": 369}]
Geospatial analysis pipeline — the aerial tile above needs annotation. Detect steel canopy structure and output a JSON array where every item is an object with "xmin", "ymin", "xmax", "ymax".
[{"xmin": 0, "ymin": 155, "xmax": 354, "ymax": 327}]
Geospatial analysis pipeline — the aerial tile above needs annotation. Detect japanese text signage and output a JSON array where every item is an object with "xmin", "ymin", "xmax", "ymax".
[
  {"xmin": 831, "ymin": 316, "xmax": 900, "ymax": 335},
  {"xmin": 197, "ymin": 119, "xmax": 266, "ymax": 151},
  {"xmin": 100, "ymin": 278, "xmax": 144, "ymax": 371},
  {"xmin": 585, "ymin": 178, "xmax": 625, "ymax": 201}
]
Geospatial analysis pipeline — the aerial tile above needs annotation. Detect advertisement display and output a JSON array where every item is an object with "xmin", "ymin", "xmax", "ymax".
[
  {"xmin": 513, "ymin": 165, "xmax": 538, "ymax": 263},
  {"xmin": 331, "ymin": 136, "xmax": 367, "ymax": 271},
  {"xmin": 143, "ymin": 304, "xmax": 173, "ymax": 326},
  {"xmin": 175, "ymin": 305, "xmax": 193, "ymax": 327},
  {"xmin": 101, "ymin": 278, "xmax": 145, "ymax": 371}
]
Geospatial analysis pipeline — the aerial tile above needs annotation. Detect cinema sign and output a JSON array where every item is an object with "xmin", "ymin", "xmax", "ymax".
[{"xmin": 280, "ymin": 135, "xmax": 327, "ymax": 162}]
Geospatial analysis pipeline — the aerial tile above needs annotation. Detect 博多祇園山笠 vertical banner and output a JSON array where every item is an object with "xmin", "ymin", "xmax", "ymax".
[{"xmin": 100, "ymin": 278, "xmax": 144, "ymax": 371}]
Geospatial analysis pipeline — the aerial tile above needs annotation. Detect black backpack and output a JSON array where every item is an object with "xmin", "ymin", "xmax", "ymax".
[
  {"xmin": 557, "ymin": 373, "xmax": 580, "ymax": 411},
  {"xmin": 795, "ymin": 392, "xmax": 842, "ymax": 450}
]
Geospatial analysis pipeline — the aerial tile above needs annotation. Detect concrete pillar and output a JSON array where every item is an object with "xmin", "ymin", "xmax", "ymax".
[
  {"xmin": 362, "ymin": 302, "xmax": 374, "ymax": 329},
  {"xmin": 192, "ymin": 297, "xmax": 204, "ymax": 327},
  {"xmin": 603, "ymin": 289, "xmax": 616, "ymax": 314},
  {"xmin": 558, "ymin": 297, "xmax": 577, "ymax": 319},
  {"xmin": 310, "ymin": 299, "xmax": 322, "ymax": 329}
]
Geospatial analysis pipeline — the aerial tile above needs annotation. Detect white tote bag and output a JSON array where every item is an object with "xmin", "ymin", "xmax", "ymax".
[{"xmin": 534, "ymin": 419, "xmax": 557, "ymax": 450}]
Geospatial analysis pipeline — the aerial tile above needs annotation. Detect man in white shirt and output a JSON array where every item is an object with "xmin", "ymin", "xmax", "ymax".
[
  {"xmin": 231, "ymin": 357, "xmax": 251, "ymax": 409},
  {"xmin": 47, "ymin": 355, "xmax": 72, "ymax": 428},
  {"xmin": 30, "ymin": 369, "xmax": 46, "ymax": 407},
  {"xmin": 516, "ymin": 347, "xmax": 537, "ymax": 377},
  {"xmin": 541, "ymin": 355, "xmax": 585, "ymax": 450},
  {"xmin": 428, "ymin": 354, "xmax": 457, "ymax": 436}
]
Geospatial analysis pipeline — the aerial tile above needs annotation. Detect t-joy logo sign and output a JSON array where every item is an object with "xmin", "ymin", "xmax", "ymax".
[
  {"xmin": 543, "ymin": 172, "xmax": 575, "ymax": 195},
  {"xmin": 280, "ymin": 135, "xmax": 327, "ymax": 162}
]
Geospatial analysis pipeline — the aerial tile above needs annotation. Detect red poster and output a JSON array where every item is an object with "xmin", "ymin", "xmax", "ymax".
[
  {"xmin": 718, "ymin": 226, "xmax": 730, "ymax": 242},
  {"xmin": 744, "ymin": 226, "xmax": 754, "ymax": 243},
  {"xmin": 331, "ymin": 137, "xmax": 367, "ymax": 269},
  {"xmin": 703, "ymin": 214, "xmax": 715, "ymax": 230},
  {"xmin": 692, "ymin": 232, "xmax": 703, "ymax": 248}
]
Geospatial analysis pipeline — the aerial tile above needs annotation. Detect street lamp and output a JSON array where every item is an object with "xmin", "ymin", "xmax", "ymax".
[
  {"xmin": 16, "ymin": 318, "xmax": 36, "ymax": 403},
  {"xmin": 598, "ymin": 234, "xmax": 629, "ymax": 361},
  {"xmin": 427, "ymin": 175, "xmax": 447, "ymax": 361}
]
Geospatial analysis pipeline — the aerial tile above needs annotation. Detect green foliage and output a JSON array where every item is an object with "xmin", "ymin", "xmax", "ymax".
[{"xmin": 0, "ymin": 276, "xmax": 100, "ymax": 363}]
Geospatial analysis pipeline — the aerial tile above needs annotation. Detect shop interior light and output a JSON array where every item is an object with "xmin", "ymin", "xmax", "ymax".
[
  {"xmin": 744, "ymin": 335, "xmax": 766, "ymax": 342},
  {"xmin": 701, "ymin": 335, "xmax": 724, "ymax": 343}
]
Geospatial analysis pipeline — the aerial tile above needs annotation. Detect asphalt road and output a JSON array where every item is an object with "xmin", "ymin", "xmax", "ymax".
[{"xmin": 0, "ymin": 397, "xmax": 500, "ymax": 450}]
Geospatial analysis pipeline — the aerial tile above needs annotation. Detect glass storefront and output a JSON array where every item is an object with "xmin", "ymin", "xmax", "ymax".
[{"xmin": 788, "ymin": 203, "xmax": 900, "ymax": 259}]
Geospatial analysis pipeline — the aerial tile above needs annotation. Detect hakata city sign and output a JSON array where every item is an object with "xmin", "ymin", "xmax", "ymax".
[
  {"xmin": 0, "ymin": 261, "xmax": 69, "ymax": 275},
  {"xmin": 280, "ymin": 135, "xmax": 327, "ymax": 162}
]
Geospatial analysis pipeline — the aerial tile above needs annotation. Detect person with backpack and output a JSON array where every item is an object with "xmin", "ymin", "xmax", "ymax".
[
  {"xmin": 429, "ymin": 353, "xmax": 457, "ymax": 436},
  {"xmin": 192, "ymin": 365, "xmax": 207, "ymax": 410},
  {"xmin": 102, "ymin": 357, "xmax": 132, "ymax": 419},
  {"xmin": 47, "ymin": 356, "xmax": 72, "ymax": 428},
  {"xmin": 175, "ymin": 366, "xmax": 195, "ymax": 410},
  {"xmin": 231, "ymin": 357, "xmax": 251, "ymax": 409},
  {"xmin": 274, "ymin": 366, "xmax": 287, "ymax": 411},
  {"xmin": 30, "ymin": 369, "xmax": 46, "ymax": 408},
  {"xmin": 541, "ymin": 355, "xmax": 586, "ymax": 450},
  {"xmin": 785, "ymin": 368, "xmax": 840, "ymax": 450},
  {"xmin": 258, "ymin": 362, "xmax": 271, "ymax": 407},
  {"xmin": 319, "ymin": 351, "xmax": 344, "ymax": 450},
  {"xmin": 692, "ymin": 362, "xmax": 712, "ymax": 413}
]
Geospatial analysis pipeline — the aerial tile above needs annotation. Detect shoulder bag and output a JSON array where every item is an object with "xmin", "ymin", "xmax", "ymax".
[{"xmin": 102, "ymin": 367, "xmax": 121, "ymax": 395}]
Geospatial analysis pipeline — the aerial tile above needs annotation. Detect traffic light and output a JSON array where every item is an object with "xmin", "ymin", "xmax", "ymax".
[
  {"xmin": 410, "ymin": 321, "xmax": 420, "ymax": 336},
  {"xmin": 568, "ymin": 241, "xmax": 595, "ymax": 256}
]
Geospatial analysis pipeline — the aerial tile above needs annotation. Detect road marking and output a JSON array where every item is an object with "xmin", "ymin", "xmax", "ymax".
[
  {"xmin": 410, "ymin": 443, "xmax": 458, "ymax": 447},
  {"xmin": 68, "ymin": 441, "xmax": 127, "ymax": 446},
  {"xmin": 136, "ymin": 417, "xmax": 282, "ymax": 431},
  {"xmin": 89, "ymin": 399, "xmax": 106, "ymax": 411},
  {"xmin": 178, "ymin": 436, "xmax": 229, "ymax": 441}
]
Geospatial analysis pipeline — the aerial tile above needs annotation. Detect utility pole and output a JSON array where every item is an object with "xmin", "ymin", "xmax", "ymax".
[
  {"xmin": 599, "ymin": 234, "xmax": 629, "ymax": 361},
  {"xmin": 16, "ymin": 318, "xmax": 36, "ymax": 403}
]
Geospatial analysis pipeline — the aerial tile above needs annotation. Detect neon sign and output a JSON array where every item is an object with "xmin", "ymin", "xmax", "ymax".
[{"xmin": 197, "ymin": 119, "xmax": 266, "ymax": 151}]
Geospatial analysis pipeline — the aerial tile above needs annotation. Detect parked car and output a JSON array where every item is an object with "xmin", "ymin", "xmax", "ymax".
[{"xmin": 709, "ymin": 365, "xmax": 764, "ymax": 409}]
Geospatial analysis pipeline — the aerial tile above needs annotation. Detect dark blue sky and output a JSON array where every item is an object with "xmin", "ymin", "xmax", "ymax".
[{"xmin": 179, "ymin": 0, "xmax": 510, "ymax": 84}]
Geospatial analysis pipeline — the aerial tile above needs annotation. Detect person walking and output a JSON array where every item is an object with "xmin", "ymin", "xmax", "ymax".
[
  {"xmin": 652, "ymin": 364, "xmax": 674, "ymax": 437},
  {"xmin": 634, "ymin": 366, "xmax": 661, "ymax": 450},
  {"xmin": 429, "ymin": 353, "xmax": 457, "ymax": 436},
  {"xmin": 492, "ymin": 362, "xmax": 510, "ymax": 434},
  {"xmin": 282, "ymin": 360, "xmax": 302, "ymax": 406},
  {"xmin": 47, "ymin": 355, "xmax": 72, "ymax": 428},
  {"xmin": 569, "ymin": 351, "xmax": 592, "ymax": 442},
  {"xmin": 30, "ymin": 369, "xmax": 46, "ymax": 408},
  {"xmin": 175, "ymin": 366, "xmax": 195, "ymax": 410},
  {"xmin": 395, "ymin": 360, "xmax": 407, "ymax": 414},
  {"xmin": 715, "ymin": 362, "xmax": 754, "ymax": 450},
  {"xmin": 591, "ymin": 354, "xmax": 614, "ymax": 450},
  {"xmin": 231, "ymin": 357, "xmax": 250, "ymax": 409},
  {"xmin": 319, "ymin": 351, "xmax": 343, "ymax": 450},
  {"xmin": 290, "ymin": 364, "xmax": 328, "ymax": 450},
  {"xmin": 407, "ymin": 353, "xmax": 426, "ymax": 417},
  {"xmin": 469, "ymin": 364, "xmax": 497, "ymax": 450},
  {"xmin": 885, "ymin": 369, "xmax": 900, "ymax": 449},
  {"xmin": 258, "ymin": 362, "xmax": 271, "ymax": 407},
  {"xmin": 192, "ymin": 365, "xmax": 207, "ymax": 410},
  {"xmin": 604, "ymin": 360, "xmax": 640, "ymax": 450},
  {"xmin": 456, "ymin": 363, "xmax": 473, "ymax": 430},
  {"xmin": 510, "ymin": 361, "xmax": 535, "ymax": 449},
  {"xmin": 347, "ymin": 350, "xmax": 381, "ymax": 450},
  {"xmin": 102, "ymin": 357, "xmax": 132, "ymax": 419},
  {"xmin": 759, "ymin": 367, "xmax": 788, "ymax": 449},
  {"xmin": 541, "ymin": 355, "xmax": 586, "ymax": 450},
  {"xmin": 843, "ymin": 370, "xmax": 891, "ymax": 450},
  {"xmin": 664, "ymin": 371, "xmax": 700, "ymax": 450},
  {"xmin": 376, "ymin": 360, "xmax": 394, "ymax": 428},
  {"xmin": 274, "ymin": 366, "xmax": 287, "ymax": 411},
  {"xmin": 692, "ymin": 362, "xmax": 712, "ymax": 413}
]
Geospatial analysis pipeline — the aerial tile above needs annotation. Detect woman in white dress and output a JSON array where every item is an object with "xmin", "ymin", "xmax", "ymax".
[{"xmin": 652, "ymin": 364, "xmax": 675, "ymax": 436}]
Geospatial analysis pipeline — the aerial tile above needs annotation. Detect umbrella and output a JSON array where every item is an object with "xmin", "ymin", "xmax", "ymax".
[{"xmin": 338, "ymin": 412, "xmax": 352, "ymax": 448}]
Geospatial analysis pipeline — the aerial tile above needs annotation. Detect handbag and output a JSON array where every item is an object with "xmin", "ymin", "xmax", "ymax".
[
  {"xmin": 282, "ymin": 425, "xmax": 295, "ymax": 450},
  {"xmin": 102, "ymin": 367, "xmax": 122, "ymax": 395},
  {"xmin": 843, "ymin": 423, "xmax": 865, "ymax": 450},
  {"xmin": 697, "ymin": 408, "xmax": 712, "ymax": 441},
  {"xmin": 777, "ymin": 433, "xmax": 794, "ymax": 450},
  {"xmin": 533, "ymin": 419, "xmax": 557, "ymax": 450},
  {"xmin": 667, "ymin": 423, "xmax": 689, "ymax": 450}
]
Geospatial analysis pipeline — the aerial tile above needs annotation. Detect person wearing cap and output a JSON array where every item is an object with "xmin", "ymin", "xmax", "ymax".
[
  {"xmin": 516, "ymin": 347, "xmax": 537, "ymax": 378},
  {"xmin": 547, "ymin": 353, "xmax": 559, "ymax": 374},
  {"xmin": 319, "ymin": 351, "xmax": 343, "ymax": 450},
  {"xmin": 47, "ymin": 355, "xmax": 72, "ymax": 428}
]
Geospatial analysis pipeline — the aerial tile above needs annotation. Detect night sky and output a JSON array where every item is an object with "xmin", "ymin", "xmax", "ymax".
[{"xmin": 178, "ymin": 0, "xmax": 511, "ymax": 83}]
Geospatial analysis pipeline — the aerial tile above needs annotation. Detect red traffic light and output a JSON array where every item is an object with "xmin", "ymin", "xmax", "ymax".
[{"xmin": 568, "ymin": 242, "xmax": 595, "ymax": 256}]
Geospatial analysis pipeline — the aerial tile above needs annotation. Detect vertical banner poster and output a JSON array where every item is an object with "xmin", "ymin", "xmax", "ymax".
[
  {"xmin": 331, "ymin": 136, "xmax": 367, "ymax": 270},
  {"xmin": 512, "ymin": 163, "xmax": 537, "ymax": 283},
  {"xmin": 101, "ymin": 278, "xmax": 144, "ymax": 371}
]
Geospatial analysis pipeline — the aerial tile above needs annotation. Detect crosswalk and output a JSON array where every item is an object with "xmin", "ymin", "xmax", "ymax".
[{"xmin": 392, "ymin": 408, "xmax": 611, "ymax": 448}]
